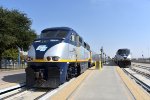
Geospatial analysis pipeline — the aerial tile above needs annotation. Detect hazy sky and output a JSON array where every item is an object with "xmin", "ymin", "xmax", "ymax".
[{"xmin": 0, "ymin": 0, "xmax": 150, "ymax": 58}]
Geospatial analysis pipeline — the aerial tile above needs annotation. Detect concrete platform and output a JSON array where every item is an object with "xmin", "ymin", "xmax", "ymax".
[
  {"xmin": 69, "ymin": 64, "xmax": 134, "ymax": 100},
  {"xmin": 0, "ymin": 69, "xmax": 25, "ymax": 90}
]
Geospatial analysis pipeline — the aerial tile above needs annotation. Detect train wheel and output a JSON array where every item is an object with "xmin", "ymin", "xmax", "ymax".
[
  {"xmin": 66, "ymin": 69, "xmax": 70, "ymax": 81},
  {"xmin": 76, "ymin": 66, "xmax": 81, "ymax": 77},
  {"xmin": 66, "ymin": 72, "xmax": 69, "ymax": 81},
  {"xmin": 66, "ymin": 66, "xmax": 72, "ymax": 81}
]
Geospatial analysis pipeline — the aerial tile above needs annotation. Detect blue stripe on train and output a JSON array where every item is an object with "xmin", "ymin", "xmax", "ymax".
[{"xmin": 33, "ymin": 38, "xmax": 62, "ymax": 59}]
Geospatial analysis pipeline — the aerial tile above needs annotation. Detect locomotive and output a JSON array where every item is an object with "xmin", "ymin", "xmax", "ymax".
[
  {"xmin": 114, "ymin": 48, "xmax": 131, "ymax": 67},
  {"xmin": 25, "ymin": 27, "xmax": 92, "ymax": 88}
]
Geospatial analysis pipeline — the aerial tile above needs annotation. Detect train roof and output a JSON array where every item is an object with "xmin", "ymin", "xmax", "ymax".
[
  {"xmin": 41, "ymin": 27, "xmax": 75, "ymax": 33},
  {"xmin": 118, "ymin": 48, "xmax": 130, "ymax": 51},
  {"xmin": 41, "ymin": 26, "xmax": 81, "ymax": 39}
]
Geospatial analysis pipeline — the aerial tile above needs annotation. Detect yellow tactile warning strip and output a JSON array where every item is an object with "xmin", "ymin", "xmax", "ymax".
[
  {"xmin": 50, "ymin": 67, "xmax": 95, "ymax": 100},
  {"xmin": 116, "ymin": 67, "xmax": 150, "ymax": 100}
]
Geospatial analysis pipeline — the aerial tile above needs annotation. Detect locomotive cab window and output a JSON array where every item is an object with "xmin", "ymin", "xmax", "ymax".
[
  {"xmin": 117, "ymin": 49, "xmax": 130, "ymax": 55},
  {"xmin": 41, "ymin": 29, "xmax": 69, "ymax": 39}
]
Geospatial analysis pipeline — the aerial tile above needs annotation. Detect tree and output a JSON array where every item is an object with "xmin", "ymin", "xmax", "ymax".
[
  {"xmin": 0, "ymin": 7, "xmax": 37, "ymax": 68},
  {"xmin": 2, "ymin": 48, "xmax": 18, "ymax": 60}
]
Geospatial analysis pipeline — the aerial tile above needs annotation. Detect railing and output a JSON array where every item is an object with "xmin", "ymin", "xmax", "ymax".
[
  {"xmin": 132, "ymin": 58, "xmax": 150, "ymax": 64},
  {"xmin": 0, "ymin": 59, "xmax": 27, "ymax": 71}
]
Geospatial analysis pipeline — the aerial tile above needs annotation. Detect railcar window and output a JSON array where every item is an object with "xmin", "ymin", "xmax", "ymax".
[
  {"xmin": 70, "ymin": 34, "xmax": 75, "ymax": 42},
  {"xmin": 79, "ymin": 37, "xmax": 83, "ymax": 44},
  {"xmin": 84, "ymin": 42, "xmax": 87, "ymax": 48},
  {"xmin": 41, "ymin": 30, "xmax": 68, "ymax": 38},
  {"xmin": 86, "ymin": 44, "xmax": 90, "ymax": 51},
  {"xmin": 76, "ymin": 35, "xmax": 79, "ymax": 42}
]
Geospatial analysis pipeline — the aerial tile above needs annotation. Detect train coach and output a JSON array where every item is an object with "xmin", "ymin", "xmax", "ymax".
[{"xmin": 25, "ymin": 27, "xmax": 92, "ymax": 88}]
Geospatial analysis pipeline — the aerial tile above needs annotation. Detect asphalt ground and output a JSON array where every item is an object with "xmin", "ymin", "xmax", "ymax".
[{"xmin": 0, "ymin": 69, "xmax": 25, "ymax": 90}]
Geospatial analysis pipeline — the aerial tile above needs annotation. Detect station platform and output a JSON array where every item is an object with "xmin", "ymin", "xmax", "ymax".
[
  {"xmin": 69, "ymin": 63, "xmax": 134, "ymax": 100},
  {"xmin": 0, "ymin": 69, "xmax": 25, "ymax": 90}
]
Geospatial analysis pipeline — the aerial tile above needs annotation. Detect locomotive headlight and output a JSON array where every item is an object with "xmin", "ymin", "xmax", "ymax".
[
  {"xmin": 47, "ymin": 56, "xmax": 51, "ymax": 61},
  {"xmin": 52, "ymin": 56, "xmax": 60, "ymax": 61},
  {"xmin": 27, "ymin": 56, "xmax": 33, "ymax": 61}
]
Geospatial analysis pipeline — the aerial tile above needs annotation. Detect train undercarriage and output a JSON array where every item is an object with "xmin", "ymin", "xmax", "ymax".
[
  {"xmin": 117, "ymin": 60, "xmax": 131, "ymax": 68},
  {"xmin": 25, "ymin": 62, "xmax": 89, "ymax": 88}
]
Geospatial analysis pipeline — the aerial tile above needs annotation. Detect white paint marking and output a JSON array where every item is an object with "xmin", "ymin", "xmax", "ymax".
[
  {"xmin": 39, "ymin": 78, "xmax": 75, "ymax": 100},
  {"xmin": 0, "ymin": 83, "xmax": 25, "ymax": 94}
]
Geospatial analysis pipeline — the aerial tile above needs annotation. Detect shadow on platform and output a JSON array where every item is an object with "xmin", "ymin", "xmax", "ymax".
[{"xmin": 2, "ymin": 73, "xmax": 26, "ymax": 83}]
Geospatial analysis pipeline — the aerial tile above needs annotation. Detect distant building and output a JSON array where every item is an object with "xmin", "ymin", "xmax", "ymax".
[{"xmin": 20, "ymin": 51, "xmax": 28, "ymax": 56}]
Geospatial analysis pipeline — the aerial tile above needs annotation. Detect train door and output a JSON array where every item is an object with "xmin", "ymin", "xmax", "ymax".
[
  {"xmin": 76, "ymin": 35, "xmax": 80, "ymax": 61},
  {"xmin": 69, "ymin": 33, "xmax": 77, "ymax": 61}
]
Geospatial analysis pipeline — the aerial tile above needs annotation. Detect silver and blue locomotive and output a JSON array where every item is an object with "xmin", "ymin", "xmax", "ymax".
[
  {"xmin": 114, "ymin": 48, "xmax": 131, "ymax": 67},
  {"xmin": 26, "ymin": 27, "xmax": 92, "ymax": 88}
]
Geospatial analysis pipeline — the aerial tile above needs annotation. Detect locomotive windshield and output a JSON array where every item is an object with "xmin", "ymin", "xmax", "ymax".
[
  {"xmin": 41, "ymin": 29, "xmax": 69, "ymax": 39},
  {"xmin": 118, "ymin": 49, "xmax": 130, "ymax": 55}
]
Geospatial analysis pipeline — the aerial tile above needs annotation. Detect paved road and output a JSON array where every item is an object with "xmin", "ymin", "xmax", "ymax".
[{"xmin": 69, "ymin": 64, "xmax": 134, "ymax": 100}]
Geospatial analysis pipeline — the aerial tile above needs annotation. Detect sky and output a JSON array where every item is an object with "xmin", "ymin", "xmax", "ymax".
[{"xmin": 0, "ymin": 0, "xmax": 150, "ymax": 58}]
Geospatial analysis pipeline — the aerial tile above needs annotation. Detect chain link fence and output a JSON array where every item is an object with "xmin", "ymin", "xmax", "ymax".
[
  {"xmin": 132, "ymin": 58, "xmax": 150, "ymax": 64},
  {"xmin": 0, "ymin": 59, "xmax": 27, "ymax": 71}
]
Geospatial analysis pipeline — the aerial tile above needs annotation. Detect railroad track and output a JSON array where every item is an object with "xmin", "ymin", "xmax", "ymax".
[
  {"xmin": 0, "ymin": 78, "xmax": 75, "ymax": 100},
  {"xmin": 130, "ymin": 66, "xmax": 150, "ymax": 79},
  {"xmin": 138, "ymin": 66, "xmax": 150, "ymax": 71},
  {"xmin": 0, "ymin": 83, "xmax": 26, "ymax": 99},
  {"xmin": 122, "ymin": 68, "xmax": 150, "ymax": 92},
  {"xmin": 132, "ymin": 63, "xmax": 150, "ymax": 71},
  {"xmin": 4, "ymin": 88, "xmax": 49, "ymax": 100},
  {"xmin": 0, "ymin": 85, "xmax": 55, "ymax": 100}
]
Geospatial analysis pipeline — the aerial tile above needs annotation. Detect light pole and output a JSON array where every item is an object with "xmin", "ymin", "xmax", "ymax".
[
  {"xmin": 17, "ymin": 46, "xmax": 21, "ymax": 67},
  {"xmin": 100, "ymin": 47, "xmax": 103, "ymax": 68}
]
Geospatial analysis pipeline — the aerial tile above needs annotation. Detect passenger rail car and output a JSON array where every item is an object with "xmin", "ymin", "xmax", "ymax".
[
  {"xmin": 114, "ymin": 48, "xmax": 131, "ymax": 67},
  {"xmin": 26, "ymin": 27, "xmax": 92, "ymax": 88}
]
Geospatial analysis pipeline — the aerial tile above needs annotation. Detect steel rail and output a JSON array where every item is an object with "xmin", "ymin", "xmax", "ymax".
[
  {"xmin": 0, "ymin": 83, "xmax": 25, "ymax": 95},
  {"xmin": 122, "ymin": 68, "xmax": 150, "ymax": 92}
]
